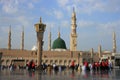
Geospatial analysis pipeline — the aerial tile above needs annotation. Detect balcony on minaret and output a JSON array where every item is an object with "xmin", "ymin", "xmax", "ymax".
[{"xmin": 34, "ymin": 17, "xmax": 46, "ymax": 33}]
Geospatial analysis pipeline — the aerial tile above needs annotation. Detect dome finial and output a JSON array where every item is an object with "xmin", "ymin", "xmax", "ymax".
[
  {"xmin": 72, "ymin": 7, "xmax": 76, "ymax": 17},
  {"xmin": 40, "ymin": 17, "xmax": 42, "ymax": 23},
  {"xmin": 58, "ymin": 26, "xmax": 60, "ymax": 38}
]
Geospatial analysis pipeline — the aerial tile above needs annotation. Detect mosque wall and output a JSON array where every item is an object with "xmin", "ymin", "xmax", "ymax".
[{"xmin": 0, "ymin": 49, "xmax": 114, "ymax": 68}]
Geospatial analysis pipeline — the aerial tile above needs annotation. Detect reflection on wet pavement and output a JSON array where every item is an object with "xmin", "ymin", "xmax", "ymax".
[{"xmin": 0, "ymin": 69, "xmax": 120, "ymax": 80}]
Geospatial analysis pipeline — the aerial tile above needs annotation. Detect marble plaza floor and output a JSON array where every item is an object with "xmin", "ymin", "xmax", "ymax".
[{"xmin": 0, "ymin": 69, "xmax": 120, "ymax": 80}]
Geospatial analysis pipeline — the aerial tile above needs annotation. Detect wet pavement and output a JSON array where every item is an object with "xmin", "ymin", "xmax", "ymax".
[{"xmin": 0, "ymin": 69, "xmax": 120, "ymax": 80}]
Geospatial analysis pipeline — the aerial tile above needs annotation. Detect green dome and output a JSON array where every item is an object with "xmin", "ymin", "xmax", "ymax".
[{"xmin": 52, "ymin": 37, "xmax": 67, "ymax": 49}]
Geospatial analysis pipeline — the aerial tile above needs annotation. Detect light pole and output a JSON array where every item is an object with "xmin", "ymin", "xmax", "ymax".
[
  {"xmin": 78, "ymin": 53, "xmax": 80, "ymax": 65},
  {"xmin": 34, "ymin": 17, "xmax": 46, "ymax": 70}
]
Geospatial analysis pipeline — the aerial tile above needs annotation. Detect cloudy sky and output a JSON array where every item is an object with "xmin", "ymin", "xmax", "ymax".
[{"xmin": 0, "ymin": 0, "xmax": 120, "ymax": 52}]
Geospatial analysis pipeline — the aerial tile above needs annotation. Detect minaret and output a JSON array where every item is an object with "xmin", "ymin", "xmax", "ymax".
[
  {"xmin": 70, "ymin": 7, "xmax": 77, "ymax": 51},
  {"xmin": 91, "ymin": 48, "xmax": 94, "ymax": 58},
  {"xmin": 21, "ymin": 26, "xmax": 24, "ymax": 50},
  {"xmin": 98, "ymin": 45, "xmax": 102, "ymax": 59},
  {"xmin": 34, "ymin": 17, "xmax": 46, "ymax": 69},
  {"xmin": 8, "ymin": 26, "xmax": 11, "ymax": 50},
  {"xmin": 48, "ymin": 28, "xmax": 51, "ymax": 51},
  {"xmin": 90, "ymin": 48, "xmax": 94, "ymax": 62},
  {"xmin": 113, "ymin": 31, "xmax": 117, "ymax": 53}
]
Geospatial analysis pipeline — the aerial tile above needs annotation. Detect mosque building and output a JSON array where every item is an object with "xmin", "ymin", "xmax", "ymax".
[{"xmin": 0, "ymin": 9, "xmax": 119, "ymax": 68}]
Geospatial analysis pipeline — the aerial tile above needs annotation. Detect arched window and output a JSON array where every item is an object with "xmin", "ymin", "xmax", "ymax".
[
  {"xmin": 6, "ymin": 59, "xmax": 10, "ymax": 65},
  {"xmin": 55, "ymin": 60, "xmax": 58, "ymax": 64},
  {"xmin": 68, "ymin": 60, "xmax": 71, "ymax": 65},
  {"xmin": 64, "ymin": 60, "xmax": 67, "ymax": 65},
  {"xmin": 1, "ymin": 59, "xmax": 4, "ymax": 65},
  {"xmin": 50, "ymin": 60, "xmax": 53, "ymax": 65},
  {"xmin": 59, "ymin": 60, "xmax": 62, "ymax": 65}
]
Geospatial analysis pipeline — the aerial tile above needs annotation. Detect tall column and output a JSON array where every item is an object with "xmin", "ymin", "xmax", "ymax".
[
  {"xmin": 21, "ymin": 26, "xmax": 24, "ymax": 50},
  {"xmin": 70, "ymin": 7, "xmax": 77, "ymax": 51},
  {"xmin": 34, "ymin": 17, "xmax": 46, "ymax": 70},
  {"xmin": 113, "ymin": 31, "xmax": 116, "ymax": 53},
  {"xmin": 37, "ymin": 33, "xmax": 43, "ymax": 67},
  {"xmin": 48, "ymin": 28, "xmax": 51, "ymax": 51},
  {"xmin": 8, "ymin": 26, "xmax": 11, "ymax": 50}
]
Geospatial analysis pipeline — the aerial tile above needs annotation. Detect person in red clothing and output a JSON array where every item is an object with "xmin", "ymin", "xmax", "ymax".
[
  {"xmin": 71, "ymin": 61, "xmax": 75, "ymax": 66},
  {"xmin": 71, "ymin": 60, "xmax": 75, "ymax": 72},
  {"xmin": 105, "ymin": 59, "xmax": 109, "ymax": 70},
  {"xmin": 28, "ymin": 60, "xmax": 35, "ymax": 71},
  {"xmin": 101, "ymin": 60, "xmax": 105, "ymax": 71},
  {"xmin": 94, "ymin": 62, "xmax": 97, "ymax": 71},
  {"xmin": 84, "ymin": 61, "xmax": 88, "ymax": 67},
  {"xmin": 84, "ymin": 61, "xmax": 89, "ymax": 71},
  {"xmin": 32, "ymin": 62, "xmax": 35, "ymax": 71},
  {"xmin": 92, "ymin": 62, "xmax": 95, "ymax": 71},
  {"xmin": 96, "ymin": 62, "xmax": 100, "ymax": 71}
]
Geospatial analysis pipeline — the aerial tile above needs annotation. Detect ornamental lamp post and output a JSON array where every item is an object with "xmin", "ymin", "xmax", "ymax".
[{"xmin": 34, "ymin": 17, "xmax": 46, "ymax": 70}]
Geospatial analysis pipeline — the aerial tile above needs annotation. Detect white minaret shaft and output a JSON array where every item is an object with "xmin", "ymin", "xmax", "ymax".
[
  {"xmin": 48, "ymin": 28, "xmax": 51, "ymax": 51},
  {"xmin": 71, "ymin": 8, "xmax": 77, "ymax": 35},
  {"xmin": 113, "ymin": 31, "xmax": 116, "ymax": 53},
  {"xmin": 70, "ymin": 7, "xmax": 77, "ymax": 51},
  {"xmin": 8, "ymin": 26, "xmax": 11, "ymax": 50},
  {"xmin": 98, "ymin": 45, "xmax": 102, "ymax": 58},
  {"xmin": 21, "ymin": 27, "xmax": 24, "ymax": 50}
]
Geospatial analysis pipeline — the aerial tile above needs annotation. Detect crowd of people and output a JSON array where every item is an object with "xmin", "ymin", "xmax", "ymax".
[
  {"xmin": 0, "ymin": 60, "xmax": 36, "ymax": 71},
  {"xmin": 81, "ymin": 59, "xmax": 113, "ymax": 72},
  {"xmin": 0, "ymin": 59, "xmax": 113, "ymax": 73}
]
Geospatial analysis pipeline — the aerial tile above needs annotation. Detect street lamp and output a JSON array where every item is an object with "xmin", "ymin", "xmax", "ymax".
[{"xmin": 34, "ymin": 17, "xmax": 46, "ymax": 70}]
